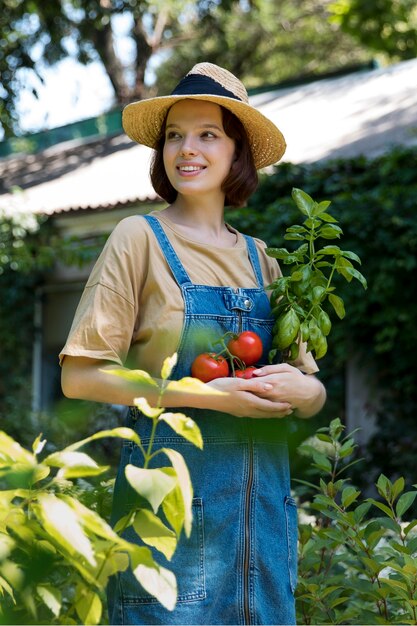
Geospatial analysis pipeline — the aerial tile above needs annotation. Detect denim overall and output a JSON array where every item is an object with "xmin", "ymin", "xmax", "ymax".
[{"xmin": 107, "ymin": 215, "xmax": 297, "ymax": 625}]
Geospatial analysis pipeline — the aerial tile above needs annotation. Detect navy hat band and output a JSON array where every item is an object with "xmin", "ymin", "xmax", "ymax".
[{"xmin": 171, "ymin": 74, "xmax": 242, "ymax": 101}]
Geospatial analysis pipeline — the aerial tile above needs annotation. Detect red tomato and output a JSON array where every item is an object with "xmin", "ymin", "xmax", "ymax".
[
  {"xmin": 234, "ymin": 366, "xmax": 257, "ymax": 379},
  {"xmin": 191, "ymin": 353, "xmax": 229, "ymax": 382},
  {"xmin": 227, "ymin": 331, "xmax": 263, "ymax": 366}
]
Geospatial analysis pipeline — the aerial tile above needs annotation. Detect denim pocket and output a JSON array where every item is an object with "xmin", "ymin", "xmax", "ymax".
[
  {"xmin": 284, "ymin": 495, "xmax": 298, "ymax": 593},
  {"xmin": 121, "ymin": 497, "xmax": 206, "ymax": 605}
]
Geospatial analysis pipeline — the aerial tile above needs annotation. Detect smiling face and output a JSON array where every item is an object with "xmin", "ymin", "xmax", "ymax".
[{"xmin": 162, "ymin": 99, "xmax": 236, "ymax": 204}]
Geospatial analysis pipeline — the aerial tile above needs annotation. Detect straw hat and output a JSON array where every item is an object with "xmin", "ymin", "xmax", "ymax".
[{"xmin": 122, "ymin": 62, "xmax": 286, "ymax": 169}]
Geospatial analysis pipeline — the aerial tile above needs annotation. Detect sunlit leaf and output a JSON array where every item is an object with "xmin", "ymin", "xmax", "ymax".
[
  {"xmin": 130, "ymin": 547, "xmax": 177, "ymax": 611},
  {"xmin": 161, "ymin": 353, "xmax": 178, "ymax": 380},
  {"xmin": 162, "ymin": 484, "xmax": 185, "ymax": 537},
  {"xmin": 64, "ymin": 427, "xmax": 142, "ymax": 452},
  {"xmin": 328, "ymin": 294, "xmax": 345, "ymax": 319},
  {"xmin": 32, "ymin": 434, "xmax": 47, "ymax": 456},
  {"xmin": 101, "ymin": 368, "xmax": 159, "ymax": 387},
  {"xmin": 134, "ymin": 397, "xmax": 164, "ymax": 419},
  {"xmin": 165, "ymin": 377, "xmax": 226, "ymax": 396},
  {"xmin": 37, "ymin": 585, "xmax": 62, "ymax": 618},
  {"xmin": 35, "ymin": 494, "xmax": 96, "ymax": 566},
  {"xmin": 292, "ymin": 188, "xmax": 314, "ymax": 216},
  {"xmin": 133, "ymin": 509, "xmax": 177, "ymax": 560},
  {"xmin": 44, "ymin": 451, "xmax": 109, "ymax": 479},
  {"xmin": 396, "ymin": 491, "xmax": 417, "ymax": 518},
  {"xmin": 0, "ymin": 432, "xmax": 35, "ymax": 464},
  {"xmin": 160, "ymin": 413, "xmax": 203, "ymax": 449},
  {"xmin": 125, "ymin": 465, "xmax": 177, "ymax": 514},
  {"xmin": 60, "ymin": 494, "xmax": 122, "ymax": 544},
  {"xmin": 75, "ymin": 589, "xmax": 102, "ymax": 625},
  {"xmin": 95, "ymin": 552, "xmax": 129, "ymax": 586},
  {"xmin": 162, "ymin": 448, "xmax": 193, "ymax": 537}
]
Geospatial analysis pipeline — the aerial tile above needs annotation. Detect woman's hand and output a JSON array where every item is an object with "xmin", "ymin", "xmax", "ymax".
[
  {"xmin": 205, "ymin": 376, "xmax": 293, "ymax": 419},
  {"xmin": 250, "ymin": 363, "xmax": 326, "ymax": 418}
]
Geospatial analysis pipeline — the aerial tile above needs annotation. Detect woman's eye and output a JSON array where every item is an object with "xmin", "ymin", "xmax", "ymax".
[
  {"xmin": 166, "ymin": 131, "xmax": 181, "ymax": 140},
  {"xmin": 202, "ymin": 131, "xmax": 216, "ymax": 139}
]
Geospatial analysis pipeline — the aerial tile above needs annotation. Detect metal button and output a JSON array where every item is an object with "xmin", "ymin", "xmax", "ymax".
[{"xmin": 244, "ymin": 299, "xmax": 251, "ymax": 309}]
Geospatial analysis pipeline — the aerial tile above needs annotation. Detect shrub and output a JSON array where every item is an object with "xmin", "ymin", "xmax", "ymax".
[{"xmin": 295, "ymin": 417, "xmax": 417, "ymax": 625}]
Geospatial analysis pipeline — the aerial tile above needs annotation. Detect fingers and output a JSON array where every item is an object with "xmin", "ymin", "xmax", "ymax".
[{"xmin": 252, "ymin": 363, "xmax": 297, "ymax": 376}]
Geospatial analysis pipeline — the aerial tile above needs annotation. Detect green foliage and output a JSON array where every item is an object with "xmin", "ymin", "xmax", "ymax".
[
  {"xmin": 295, "ymin": 418, "xmax": 417, "ymax": 624},
  {"xmin": 0, "ymin": 355, "xmax": 213, "ymax": 624},
  {"xmin": 329, "ymin": 0, "xmax": 417, "ymax": 60},
  {"xmin": 1, "ymin": 0, "xmax": 373, "ymax": 138},
  {"xmin": 228, "ymin": 147, "xmax": 417, "ymax": 483},
  {"xmin": 266, "ymin": 188, "xmax": 366, "ymax": 362}
]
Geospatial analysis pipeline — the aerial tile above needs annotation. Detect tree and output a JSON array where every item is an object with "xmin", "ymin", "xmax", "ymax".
[
  {"xmin": 3, "ymin": 0, "xmax": 413, "ymax": 139},
  {"xmin": 329, "ymin": 0, "xmax": 417, "ymax": 59},
  {"xmin": 154, "ymin": 0, "xmax": 372, "ymax": 94}
]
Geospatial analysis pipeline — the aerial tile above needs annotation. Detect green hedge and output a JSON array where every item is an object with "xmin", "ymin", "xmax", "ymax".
[
  {"xmin": 227, "ymin": 147, "xmax": 417, "ymax": 484},
  {"xmin": 1, "ymin": 147, "xmax": 416, "ymax": 485}
]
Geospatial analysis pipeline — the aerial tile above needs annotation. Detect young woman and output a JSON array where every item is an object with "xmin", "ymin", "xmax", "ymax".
[{"xmin": 60, "ymin": 62, "xmax": 326, "ymax": 625}]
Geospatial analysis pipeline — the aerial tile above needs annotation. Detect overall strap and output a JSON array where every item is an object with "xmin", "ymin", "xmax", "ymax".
[
  {"xmin": 143, "ymin": 215, "xmax": 192, "ymax": 286},
  {"xmin": 243, "ymin": 234, "xmax": 265, "ymax": 288}
]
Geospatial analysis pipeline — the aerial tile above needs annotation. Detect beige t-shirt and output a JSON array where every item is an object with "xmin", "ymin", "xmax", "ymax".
[{"xmin": 59, "ymin": 212, "xmax": 318, "ymax": 376}]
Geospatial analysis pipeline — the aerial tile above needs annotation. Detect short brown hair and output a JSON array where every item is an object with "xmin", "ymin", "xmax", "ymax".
[{"xmin": 150, "ymin": 106, "xmax": 258, "ymax": 207}]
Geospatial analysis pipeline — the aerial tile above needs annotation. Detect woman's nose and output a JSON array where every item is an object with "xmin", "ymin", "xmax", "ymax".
[{"xmin": 180, "ymin": 135, "xmax": 198, "ymax": 156}]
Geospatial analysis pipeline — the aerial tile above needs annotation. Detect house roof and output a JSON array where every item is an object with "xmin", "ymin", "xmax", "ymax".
[{"xmin": 1, "ymin": 58, "xmax": 416, "ymax": 217}]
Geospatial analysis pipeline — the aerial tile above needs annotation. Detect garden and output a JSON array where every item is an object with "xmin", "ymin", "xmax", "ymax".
[{"xmin": 1, "ymin": 146, "xmax": 417, "ymax": 624}]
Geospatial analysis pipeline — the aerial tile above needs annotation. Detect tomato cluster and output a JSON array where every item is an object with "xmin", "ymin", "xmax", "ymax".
[{"xmin": 191, "ymin": 331, "xmax": 263, "ymax": 383}]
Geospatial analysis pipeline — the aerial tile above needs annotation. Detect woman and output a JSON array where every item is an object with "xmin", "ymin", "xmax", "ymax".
[{"xmin": 60, "ymin": 62, "xmax": 326, "ymax": 625}]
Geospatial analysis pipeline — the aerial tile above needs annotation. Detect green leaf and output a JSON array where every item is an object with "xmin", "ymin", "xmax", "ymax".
[
  {"xmin": 35, "ymin": 494, "xmax": 96, "ymax": 566},
  {"xmin": 328, "ymin": 294, "xmax": 346, "ymax": 319},
  {"xmin": 133, "ymin": 509, "xmax": 177, "ymax": 561},
  {"xmin": 134, "ymin": 397, "xmax": 164, "ymax": 419},
  {"xmin": 125, "ymin": 465, "xmax": 177, "ymax": 514},
  {"xmin": 312, "ymin": 200, "xmax": 331, "ymax": 216},
  {"xmin": 160, "ymin": 413, "xmax": 203, "ymax": 449},
  {"xmin": 341, "ymin": 486, "xmax": 360, "ymax": 508},
  {"xmin": 60, "ymin": 494, "xmax": 122, "ymax": 544},
  {"xmin": 341, "ymin": 266, "xmax": 368, "ymax": 289},
  {"xmin": 367, "ymin": 498, "xmax": 395, "ymax": 519},
  {"xmin": 317, "ymin": 244, "xmax": 342, "ymax": 257},
  {"xmin": 65, "ymin": 427, "xmax": 142, "ymax": 452},
  {"xmin": 392, "ymin": 476, "xmax": 405, "ymax": 500},
  {"xmin": 396, "ymin": 491, "xmax": 417, "ymax": 518},
  {"xmin": 130, "ymin": 546, "xmax": 177, "ymax": 611},
  {"xmin": 37, "ymin": 585, "xmax": 62, "ymax": 618},
  {"xmin": 341, "ymin": 249, "xmax": 362, "ymax": 264},
  {"xmin": 44, "ymin": 450, "xmax": 109, "ymax": 479},
  {"xmin": 319, "ymin": 224, "xmax": 343, "ymax": 239},
  {"xmin": 264, "ymin": 247, "xmax": 291, "ymax": 260},
  {"xmin": 311, "ymin": 285, "xmax": 326, "ymax": 304},
  {"xmin": 102, "ymin": 368, "xmax": 159, "ymax": 387},
  {"xmin": 161, "ymin": 354, "xmax": 178, "ymax": 380},
  {"xmin": 318, "ymin": 309, "xmax": 332, "ymax": 336},
  {"xmin": 0, "ymin": 431, "xmax": 35, "ymax": 464},
  {"xmin": 284, "ymin": 232, "xmax": 305, "ymax": 241},
  {"xmin": 162, "ymin": 448, "xmax": 193, "ymax": 538},
  {"xmin": 32, "ymin": 434, "xmax": 47, "ymax": 455},
  {"xmin": 165, "ymin": 377, "xmax": 226, "ymax": 396},
  {"xmin": 75, "ymin": 589, "xmax": 102, "ymax": 625},
  {"xmin": 292, "ymin": 188, "xmax": 314, "ymax": 216},
  {"xmin": 272, "ymin": 308, "xmax": 300, "ymax": 350},
  {"xmin": 162, "ymin": 484, "xmax": 186, "ymax": 537},
  {"xmin": 318, "ymin": 211, "xmax": 339, "ymax": 223}
]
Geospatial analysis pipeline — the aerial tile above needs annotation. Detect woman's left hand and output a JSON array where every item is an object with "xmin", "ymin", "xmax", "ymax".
[{"xmin": 250, "ymin": 363, "xmax": 326, "ymax": 418}]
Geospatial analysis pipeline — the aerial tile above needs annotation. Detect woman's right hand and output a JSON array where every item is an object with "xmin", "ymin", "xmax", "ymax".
[{"xmin": 205, "ymin": 376, "xmax": 292, "ymax": 419}]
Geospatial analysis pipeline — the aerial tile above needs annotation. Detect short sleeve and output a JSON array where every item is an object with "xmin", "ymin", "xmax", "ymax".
[{"xmin": 59, "ymin": 216, "xmax": 148, "ymax": 366}]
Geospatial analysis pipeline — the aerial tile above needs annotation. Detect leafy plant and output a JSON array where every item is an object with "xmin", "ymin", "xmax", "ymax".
[
  {"xmin": 0, "ymin": 355, "xmax": 221, "ymax": 624},
  {"xmin": 266, "ymin": 188, "xmax": 367, "ymax": 362},
  {"xmin": 295, "ymin": 418, "xmax": 417, "ymax": 625}
]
